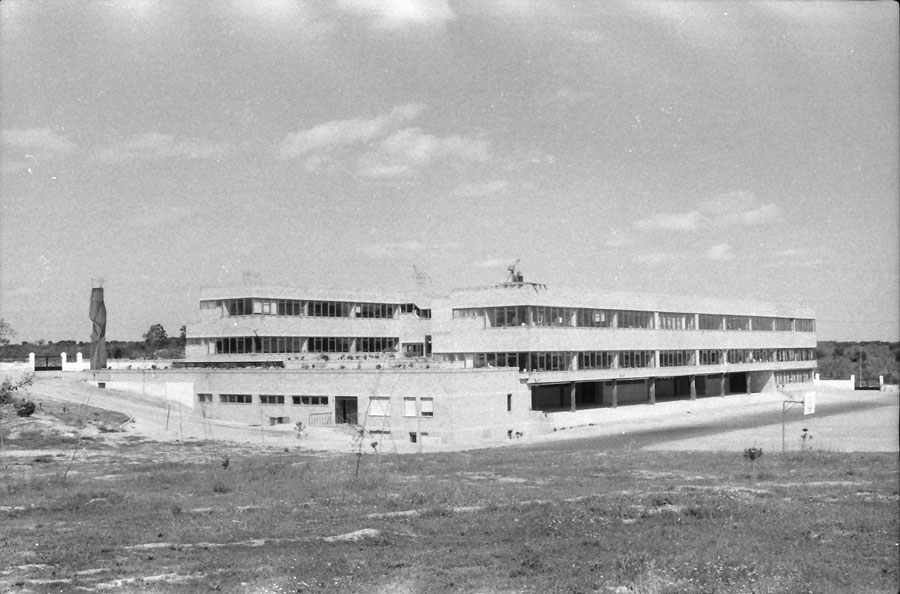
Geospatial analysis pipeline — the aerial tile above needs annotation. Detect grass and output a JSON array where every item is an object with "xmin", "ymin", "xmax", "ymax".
[{"xmin": 1, "ymin": 443, "xmax": 897, "ymax": 593}]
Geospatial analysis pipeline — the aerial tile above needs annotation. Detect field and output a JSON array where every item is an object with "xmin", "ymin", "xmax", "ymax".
[{"xmin": 1, "ymin": 376, "xmax": 898, "ymax": 593}]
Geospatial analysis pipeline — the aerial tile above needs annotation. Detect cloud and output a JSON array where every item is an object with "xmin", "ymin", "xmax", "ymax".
[
  {"xmin": 473, "ymin": 258, "xmax": 513, "ymax": 269},
  {"xmin": 358, "ymin": 127, "xmax": 489, "ymax": 178},
  {"xmin": 358, "ymin": 240, "xmax": 424, "ymax": 259},
  {"xmin": 707, "ymin": 243, "xmax": 733, "ymax": 261},
  {"xmin": 278, "ymin": 103, "xmax": 425, "ymax": 159},
  {"xmin": 95, "ymin": 133, "xmax": 225, "ymax": 163},
  {"xmin": 336, "ymin": 0, "xmax": 455, "ymax": 29},
  {"xmin": 635, "ymin": 211, "xmax": 701, "ymax": 231},
  {"xmin": 455, "ymin": 179, "xmax": 509, "ymax": 198},
  {"xmin": 635, "ymin": 191, "xmax": 783, "ymax": 232},
  {"xmin": 2, "ymin": 127, "xmax": 77, "ymax": 156},
  {"xmin": 634, "ymin": 252, "xmax": 681, "ymax": 265}
]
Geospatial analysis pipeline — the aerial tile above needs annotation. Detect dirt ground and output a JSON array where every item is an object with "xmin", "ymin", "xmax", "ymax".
[{"xmin": 4, "ymin": 372, "xmax": 898, "ymax": 455}]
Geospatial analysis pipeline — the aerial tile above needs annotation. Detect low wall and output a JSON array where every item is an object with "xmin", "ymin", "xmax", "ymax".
[
  {"xmin": 107, "ymin": 359, "xmax": 175, "ymax": 370},
  {"xmin": 1, "ymin": 358, "xmax": 34, "ymax": 382}
]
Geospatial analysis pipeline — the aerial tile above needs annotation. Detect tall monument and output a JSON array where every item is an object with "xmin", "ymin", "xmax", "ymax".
[{"xmin": 89, "ymin": 284, "xmax": 107, "ymax": 369}]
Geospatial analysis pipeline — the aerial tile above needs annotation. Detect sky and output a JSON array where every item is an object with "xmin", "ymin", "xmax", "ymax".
[{"xmin": 1, "ymin": 0, "xmax": 898, "ymax": 343}]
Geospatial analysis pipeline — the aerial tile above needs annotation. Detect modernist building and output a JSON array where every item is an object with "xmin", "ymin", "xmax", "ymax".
[{"xmin": 159, "ymin": 277, "xmax": 818, "ymax": 445}]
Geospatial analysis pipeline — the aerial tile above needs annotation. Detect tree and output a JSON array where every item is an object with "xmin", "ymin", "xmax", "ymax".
[
  {"xmin": 0, "ymin": 319, "xmax": 14, "ymax": 347},
  {"xmin": 143, "ymin": 324, "xmax": 168, "ymax": 352}
]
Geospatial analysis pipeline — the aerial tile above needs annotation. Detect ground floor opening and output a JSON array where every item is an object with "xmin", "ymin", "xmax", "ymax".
[
  {"xmin": 530, "ymin": 371, "xmax": 763, "ymax": 413},
  {"xmin": 335, "ymin": 396, "xmax": 358, "ymax": 424}
]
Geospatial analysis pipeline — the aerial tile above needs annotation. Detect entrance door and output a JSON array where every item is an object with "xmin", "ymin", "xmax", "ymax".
[{"xmin": 335, "ymin": 397, "xmax": 358, "ymax": 424}]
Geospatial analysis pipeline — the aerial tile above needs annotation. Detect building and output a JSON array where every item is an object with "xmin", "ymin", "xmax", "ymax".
[{"xmin": 151, "ymin": 276, "xmax": 817, "ymax": 446}]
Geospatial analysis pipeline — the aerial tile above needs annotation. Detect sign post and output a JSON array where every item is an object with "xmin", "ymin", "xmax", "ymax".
[{"xmin": 782, "ymin": 392, "xmax": 816, "ymax": 453}]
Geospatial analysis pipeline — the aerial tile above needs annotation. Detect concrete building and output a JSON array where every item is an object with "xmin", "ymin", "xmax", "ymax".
[{"xmin": 133, "ymin": 276, "xmax": 818, "ymax": 446}]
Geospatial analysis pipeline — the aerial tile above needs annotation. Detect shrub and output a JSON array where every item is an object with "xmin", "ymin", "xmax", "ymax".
[{"xmin": 15, "ymin": 400, "xmax": 36, "ymax": 417}]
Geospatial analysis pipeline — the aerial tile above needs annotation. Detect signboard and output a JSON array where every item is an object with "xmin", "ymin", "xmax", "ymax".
[{"xmin": 803, "ymin": 392, "xmax": 816, "ymax": 415}]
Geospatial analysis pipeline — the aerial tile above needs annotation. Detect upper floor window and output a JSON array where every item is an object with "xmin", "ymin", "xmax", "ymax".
[
  {"xmin": 616, "ymin": 310, "xmax": 654, "ymax": 329},
  {"xmin": 699, "ymin": 314, "xmax": 723, "ymax": 330},
  {"xmin": 658, "ymin": 312, "xmax": 695, "ymax": 330}
]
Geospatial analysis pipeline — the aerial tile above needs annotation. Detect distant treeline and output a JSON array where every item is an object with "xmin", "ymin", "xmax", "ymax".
[
  {"xmin": 0, "ymin": 338, "xmax": 185, "ymax": 361},
  {"xmin": 1, "ymin": 338, "xmax": 897, "ymax": 382},
  {"xmin": 817, "ymin": 341, "xmax": 899, "ymax": 383}
]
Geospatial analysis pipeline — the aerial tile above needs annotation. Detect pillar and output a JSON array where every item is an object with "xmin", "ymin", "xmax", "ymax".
[
  {"xmin": 611, "ymin": 380, "xmax": 618, "ymax": 408},
  {"xmin": 648, "ymin": 377, "xmax": 656, "ymax": 404},
  {"xmin": 746, "ymin": 371, "xmax": 751, "ymax": 395},
  {"xmin": 61, "ymin": 352, "xmax": 68, "ymax": 367},
  {"xmin": 570, "ymin": 382, "xmax": 577, "ymax": 412},
  {"xmin": 690, "ymin": 376, "xmax": 697, "ymax": 401},
  {"xmin": 720, "ymin": 374, "xmax": 726, "ymax": 397},
  {"xmin": 28, "ymin": 352, "xmax": 35, "ymax": 371}
]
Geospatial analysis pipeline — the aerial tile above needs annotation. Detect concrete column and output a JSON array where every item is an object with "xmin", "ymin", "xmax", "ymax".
[
  {"xmin": 648, "ymin": 377, "xmax": 656, "ymax": 404},
  {"xmin": 570, "ymin": 382, "xmax": 577, "ymax": 412},
  {"xmin": 611, "ymin": 380, "xmax": 618, "ymax": 408},
  {"xmin": 746, "ymin": 371, "xmax": 751, "ymax": 395},
  {"xmin": 690, "ymin": 375, "xmax": 697, "ymax": 401},
  {"xmin": 720, "ymin": 374, "xmax": 726, "ymax": 397}
]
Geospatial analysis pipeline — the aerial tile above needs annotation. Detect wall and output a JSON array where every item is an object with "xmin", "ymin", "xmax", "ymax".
[
  {"xmin": 87, "ymin": 367, "xmax": 552, "ymax": 446},
  {"xmin": 1, "ymin": 356, "xmax": 34, "ymax": 382}
]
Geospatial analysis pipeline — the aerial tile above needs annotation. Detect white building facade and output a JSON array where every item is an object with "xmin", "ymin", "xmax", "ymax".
[{"xmin": 149, "ymin": 279, "xmax": 819, "ymax": 445}]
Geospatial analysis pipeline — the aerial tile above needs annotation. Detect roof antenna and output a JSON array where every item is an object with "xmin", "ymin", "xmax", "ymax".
[{"xmin": 505, "ymin": 259, "xmax": 523, "ymax": 284}]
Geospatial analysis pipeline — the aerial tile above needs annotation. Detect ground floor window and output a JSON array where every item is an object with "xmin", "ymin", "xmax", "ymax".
[
  {"xmin": 197, "ymin": 393, "xmax": 212, "ymax": 403},
  {"xmin": 259, "ymin": 395, "xmax": 285, "ymax": 405},
  {"xmin": 292, "ymin": 396, "xmax": 328, "ymax": 405},
  {"xmin": 220, "ymin": 394, "xmax": 252, "ymax": 404}
]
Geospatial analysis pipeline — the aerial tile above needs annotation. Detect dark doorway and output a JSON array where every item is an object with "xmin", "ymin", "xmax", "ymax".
[
  {"xmin": 335, "ymin": 397, "xmax": 358, "ymax": 424},
  {"xmin": 728, "ymin": 372, "xmax": 748, "ymax": 394}
]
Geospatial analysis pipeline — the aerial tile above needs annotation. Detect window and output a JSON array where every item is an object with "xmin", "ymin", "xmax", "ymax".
[
  {"xmin": 220, "ymin": 394, "xmax": 252, "ymax": 404},
  {"xmin": 369, "ymin": 397, "xmax": 390, "ymax": 417},
  {"xmin": 291, "ymin": 396, "xmax": 328, "ymax": 406},
  {"xmin": 750, "ymin": 316, "xmax": 772, "ymax": 331},
  {"xmin": 404, "ymin": 397, "xmax": 417, "ymax": 417},
  {"xmin": 795, "ymin": 319, "xmax": 816, "ymax": 333},
  {"xmin": 616, "ymin": 310, "xmax": 654, "ymax": 329},
  {"xmin": 725, "ymin": 316, "xmax": 750, "ymax": 331},
  {"xmin": 619, "ymin": 350, "xmax": 654, "ymax": 368},
  {"xmin": 507, "ymin": 393, "xmax": 512, "ymax": 412},
  {"xmin": 357, "ymin": 337, "xmax": 397, "ymax": 353},
  {"xmin": 699, "ymin": 349, "xmax": 722, "ymax": 365},
  {"xmin": 579, "ymin": 351, "xmax": 615, "ymax": 370},
  {"xmin": 529, "ymin": 352, "xmax": 572, "ymax": 371},
  {"xmin": 774, "ymin": 318, "xmax": 793, "ymax": 331},
  {"xmin": 409, "ymin": 432, "xmax": 417, "ymax": 443},
  {"xmin": 222, "ymin": 298, "xmax": 253, "ymax": 316},
  {"xmin": 659, "ymin": 350, "xmax": 694, "ymax": 367},
  {"xmin": 269, "ymin": 416, "xmax": 290, "ymax": 425},
  {"xmin": 727, "ymin": 349, "xmax": 751, "ymax": 364},
  {"xmin": 659, "ymin": 312, "xmax": 694, "ymax": 330},
  {"xmin": 533, "ymin": 306, "xmax": 574, "ymax": 327},
  {"xmin": 308, "ymin": 336, "xmax": 351, "ymax": 353},
  {"xmin": 357, "ymin": 303, "xmax": 394, "ymax": 318},
  {"xmin": 577, "ymin": 308, "xmax": 613, "ymax": 328},
  {"xmin": 276, "ymin": 299, "xmax": 303, "ymax": 316},
  {"xmin": 420, "ymin": 398, "xmax": 433, "ymax": 417},
  {"xmin": 493, "ymin": 306, "xmax": 528, "ymax": 327},
  {"xmin": 259, "ymin": 395, "xmax": 284, "ymax": 405},
  {"xmin": 197, "ymin": 393, "xmax": 213, "ymax": 403},
  {"xmin": 698, "ymin": 314, "xmax": 723, "ymax": 330},
  {"xmin": 308, "ymin": 301, "xmax": 352, "ymax": 317}
]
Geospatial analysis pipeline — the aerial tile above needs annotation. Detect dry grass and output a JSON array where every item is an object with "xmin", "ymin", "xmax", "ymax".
[{"xmin": 0, "ymin": 438, "xmax": 897, "ymax": 593}]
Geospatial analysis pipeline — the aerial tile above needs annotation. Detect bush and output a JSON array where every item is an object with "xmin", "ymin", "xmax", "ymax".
[{"xmin": 15, "ymin": 400, "xmax": 36, "ymax": 417}]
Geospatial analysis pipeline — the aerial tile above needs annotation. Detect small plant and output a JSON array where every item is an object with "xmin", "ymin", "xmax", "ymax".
[
  {"xmin": 15, "ymin": 400, "xmax": 36, "ymax": 417},
  {"xmin": 743, "ymin": 446, "xmax": 763, "ymax": 481},
  {"xmin": 801, "ymin": 428, "xmax": 813, "ymax": 451}
]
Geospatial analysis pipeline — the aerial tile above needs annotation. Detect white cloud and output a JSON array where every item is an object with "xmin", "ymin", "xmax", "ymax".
[
  {"xmin": 635, "ymin": 191, "xmax": 783, "ymax": 232},
  {"xmin": 707, "ymin": 243, "xmax": 734, "ymax": 261},
  {"xmin": 358, "ymin": 240, "xmax": 424, "ymax": 259},
  {"xmin": 2, "ymin": 127, "xmax": 76, "ymax": 158},
  {"xmin": 473, "ymin": 258, "xmax": 512, "ymax": 268},
  {"xmin": 634, "ymin": 211, "xmax": 701, "ymax": 231},
  {"xmin": 336, "ymin": 0, "xmax": 455, "ymax": 29},
  {"xmin": 455, "ymin": 179, "xmax": 509, "ymax": 198},
  {"xmin": 358, "ymin": 127, "xmax": 489, "ymax": 178},
  {"xmin": 634, "ymin": 252, "xmax": 680, "ymax": 265},
  {"xmin": 95, "ymin": 133, "xmax": 225, "ymax": 163},
  {"xmin": 278, "ymin": 103, "xmax": 425, "ymax": 159}
]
